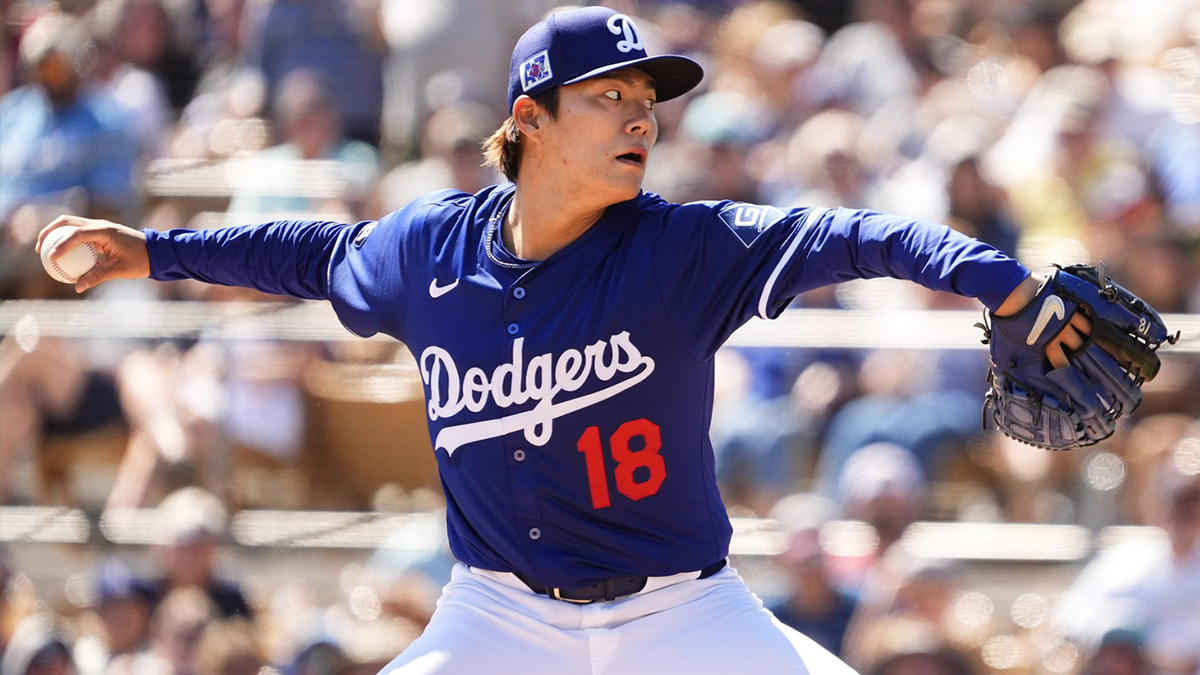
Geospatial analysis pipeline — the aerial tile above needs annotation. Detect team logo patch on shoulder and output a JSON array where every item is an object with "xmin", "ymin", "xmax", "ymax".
[
  {"xmin": 353, "ymin": 222, "xmax": 377, "ymax": 248},
  {"xmin": 717, "ymin": 203, "xmax": 786, "ymax": 247},
  {"xmin": 521, "ymin": 50, "xmax": 553, "ymax": 92}
]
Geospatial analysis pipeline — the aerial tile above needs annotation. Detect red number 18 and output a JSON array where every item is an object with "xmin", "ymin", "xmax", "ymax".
[{"xmin": 577, "ymin": 418, "xmax": 666, "ymax": 510}]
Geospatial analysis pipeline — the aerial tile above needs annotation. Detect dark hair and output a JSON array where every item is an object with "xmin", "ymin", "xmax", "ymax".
[{"xmin": 482, "ymin": 88, "xmax": 559, "ymax": 182}]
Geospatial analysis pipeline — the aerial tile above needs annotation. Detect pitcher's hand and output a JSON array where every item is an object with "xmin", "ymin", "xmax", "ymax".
[{"xmin": 36, "ymin": 215, "xmax": 150, "ymax": 293}]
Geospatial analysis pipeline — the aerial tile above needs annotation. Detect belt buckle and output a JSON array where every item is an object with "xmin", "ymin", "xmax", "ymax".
[{"xmin": 550, "ymin": 587, "xmax": 594, "ymax": 604}]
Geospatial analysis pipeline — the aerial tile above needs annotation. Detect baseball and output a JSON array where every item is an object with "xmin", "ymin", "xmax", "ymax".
[{"xmin": 41, "ymin": 226, "xmax": 103, "ymax": 284}]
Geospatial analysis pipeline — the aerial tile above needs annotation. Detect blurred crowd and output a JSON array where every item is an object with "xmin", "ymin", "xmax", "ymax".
[{"xmin": 1, "ymin": 0, "xmax": 1199, "ymax": 673}]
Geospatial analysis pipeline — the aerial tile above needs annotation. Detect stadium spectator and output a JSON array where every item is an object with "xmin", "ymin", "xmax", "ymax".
[
  {"xmin": 748, "ymin": 19, "xmax": 826, "ymax": 130},
  {"xmin": 171, "ymin": 0, "xmax": 269, "ymax": 161},
  {"xmin": 1, "ymin": 614, "xmax": 76, "ymax": 675},
  {"xmin": 1077, "ymin": 628, "xmax": 1150, "ymax": 675},
  {"xmin": 142, "ymin": 487, "xmax": 253, "ymax": 620},
  {"xmin": 780, "ymin": 108, "xmax": 882, "ymax": 211},
  {"xmin": 0, "ymin": 3, "xmax": 21, "ymax": 97},
  {"xmin": 89, "ymin": 0, "xmax": 182, "ymax": 160},
  {"xmin": 815, "ymin": 351, "xmax": 978, "ymax": 496},
  {"xmin": 0, "ymin": 11, "xmax": 137, "ymax": 238},
  {"xmin": 807, "ymin": 0, "xmax": 928, "ymax": 117},
  {"xmin": 945, "ymin": 155, "xmax": 1021, "ymax": 258},
  {"xmin": 373, "ymin": 102, "xmax": 503, "ymax": 216},
  {"xmin": 867, "ymin": 647, "xmax": 976, "ymax": 675},
  {"xmin": 644, "ymin": 90, "xmax": 770, "ymax": 204},
  {"xmin": 1055, "ymin": 424, "xmax": 1200, "ymax": 675},
  {"xmin": 1146, "ymin": 116, "xmax": 1200, "ymax": 237},
  {"xmin": 103, "ymin": 345, "xmax": 213, "ymax": 509},
  {"xmin": 74, "ymin": 557, "xmax": 155, "ymax": 672},
  {"xmin": 133, "ymin": 587, "xmax": 220, "ymax": 675},
  {"xmin": 821, "ymin": 442, "xmax": 961, "ymax": 669},
  {"xmin": 0, "ymin": 547, "xmax": 11, "ymax": 654},
  {"xmin": 767, "ymin": 520, "xmax": 859, "ymax": 657},
  {"xmin": 374, "ymin": 0, "xmax": 545, "ymax": 160},
  {"xmin": 96, "ymin": 0, "xmax": 201, "ymax": 113},
  {"xmin": 284, "ymin": 639, "xmax": 352, "ymax": 675},
  {"xmin": 192, "ymin": 0, "xmax": 249, "ymax": 82},
  {"xmin": 244, "ymin": 0, "xmax": 384, "ymax": 146},
  {"xmin": 225, "ymin": 68, "xmax": 380, "ymax": 221},
  {"xmin": 709, "ymin": 352, "xmax": 837, "ymax": 516},
  {"xmin": 0, "ymin": 335, "xmax": 126, "ymax": 506},
  {"xmin": 1005, "ymin": 66, "xmax": 1149, "ymax": 244},
  {"xmin": 843, "ymin": 556, "xmax": 966, "ymax": 672},
  {"xmin": 193, "ymin": 618, "xmax": 264, "ymax": 675},
  {"xmin": 1057, "ymin": 0, "xmax": 1175, "ymax": 153}
]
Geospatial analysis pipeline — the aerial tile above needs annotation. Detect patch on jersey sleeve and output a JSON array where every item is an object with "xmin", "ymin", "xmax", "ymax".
[
  {"xmin": 716, "ymin": 203, "xmax": 787, "ymax": 247},
  {"xmin": 353, "ymin": 222, "xmax": 377, "ymax": 248}
]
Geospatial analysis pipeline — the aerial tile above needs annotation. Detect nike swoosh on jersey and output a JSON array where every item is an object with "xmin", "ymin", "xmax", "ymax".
[
  {"xmin": 429, "ymin": 278, "xmax": 460, "ymax": 298},
  {"xmin": 1026, "ymin": 295, "xmax": 1066, "ymax": 345}
]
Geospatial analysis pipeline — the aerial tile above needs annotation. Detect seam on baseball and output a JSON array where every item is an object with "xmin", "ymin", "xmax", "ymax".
[{"xmin": 50, "ymin": 243, "xmax": 99, "ymax": 282}]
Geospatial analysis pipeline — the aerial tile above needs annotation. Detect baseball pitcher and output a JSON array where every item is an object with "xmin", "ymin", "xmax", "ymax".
[{"xmin": 38, "ymin": 7, "xmax": 1172, "ymax": 674}]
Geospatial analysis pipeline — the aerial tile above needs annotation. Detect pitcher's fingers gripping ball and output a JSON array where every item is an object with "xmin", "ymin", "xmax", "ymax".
[
  {"xmin": 979, "ymin": 264, "xmax": 1179, "ymax": 450},
  {"xmin": 40, "ymin": 225, "xmax": 105, "ymax": 284}
]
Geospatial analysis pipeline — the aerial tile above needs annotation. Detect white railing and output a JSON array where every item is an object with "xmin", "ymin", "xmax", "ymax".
[
  {"xmin": 3, "ymin": 300, "xmax": 1199, "ymax": 351},
  {"xmin": 0, "ymin": 505, "xmax": 1164, "ymax": 562},
  {"xmin": 142, "ymin": 158, "xmax": 353, "ymax": 199}
]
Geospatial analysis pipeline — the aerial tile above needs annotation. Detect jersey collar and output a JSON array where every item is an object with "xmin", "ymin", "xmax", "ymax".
[{"xmin": 484, "ymin": 186, "xmax": 642, "ymax": 273}]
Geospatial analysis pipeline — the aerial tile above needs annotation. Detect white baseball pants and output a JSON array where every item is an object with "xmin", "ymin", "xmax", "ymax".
[{"xmin": 379, "ymin": 563, "xmax": 861, "ymax": 674}]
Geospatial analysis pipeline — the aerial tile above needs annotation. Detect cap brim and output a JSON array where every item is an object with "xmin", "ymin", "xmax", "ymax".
[{"xmin": 561, "ymin": 54, "xmax": 704, "ymax": 103}]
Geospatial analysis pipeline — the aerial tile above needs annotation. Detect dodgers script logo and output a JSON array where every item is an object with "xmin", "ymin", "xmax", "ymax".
[
  {"xmin": 420, "ymin": 332, "xmax": 655, "ymax": 456},
  {"xmin": 521, "ymin": 50, "xmax": 553, "ymax": 91},
  {"xmin": 606, "ymin": 14, "xmax": 643, "ymax": 53}
]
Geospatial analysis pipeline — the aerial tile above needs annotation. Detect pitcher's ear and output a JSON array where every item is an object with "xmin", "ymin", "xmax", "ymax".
[{"xmin": 513, "ymin": 95, "xmax": 542, "ymax": 132}]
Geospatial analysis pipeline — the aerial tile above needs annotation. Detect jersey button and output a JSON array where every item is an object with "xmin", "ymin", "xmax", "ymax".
[
  {"xmin": 528, "ymin": 527, "xmax": 541, "ymax": 540},
  {"xmin": 513, "ymin": 449, "xmax": 526, "ymax": 462},
  {"xmin": 513, "ymin": 287, "xmax": 526, "ymax": 299},
  {"xmin": 507, "ymin": 323, "xmax": 519, "ymax": 335}
]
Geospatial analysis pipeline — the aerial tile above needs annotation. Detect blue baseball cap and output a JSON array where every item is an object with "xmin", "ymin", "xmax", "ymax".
[
  {"xmin": 93, "ymin": 556, "xmax": 152, "ymax": 605},
  {"xmin": 507, "ymin": 7, "xmax": 704, "ymax": 111}
]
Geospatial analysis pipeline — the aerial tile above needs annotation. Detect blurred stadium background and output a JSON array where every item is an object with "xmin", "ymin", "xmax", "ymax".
[{"xmin": 1, "ymin": 0, "xmax": 1199, "ymax": 674}]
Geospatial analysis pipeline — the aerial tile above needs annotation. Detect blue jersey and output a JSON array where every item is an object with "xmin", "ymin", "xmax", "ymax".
[{"xmin": 146, "ymin": 184, "xmax": 1028, "ymax": 587}]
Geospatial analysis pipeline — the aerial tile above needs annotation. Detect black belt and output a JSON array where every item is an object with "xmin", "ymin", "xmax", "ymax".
[{"xmin": 514, "ymin": 559, "xmax": 727, "ymax": 603}]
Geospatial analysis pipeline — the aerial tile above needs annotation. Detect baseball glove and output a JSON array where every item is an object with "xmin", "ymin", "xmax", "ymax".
[{"xmin": 978, "ymin": 264, "xmax": 1177, "ymax": 450}]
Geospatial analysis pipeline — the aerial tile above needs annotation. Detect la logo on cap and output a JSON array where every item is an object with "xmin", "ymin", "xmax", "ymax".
[
  {"xmin": 506, "ymin": 6, "xmax": 703, "ymax": 109},
  {"xmin": 521, "ymin": 49, "xmax": 553, "ymax": 92},
  {"xmin": 607, "ymin": 14, "xmax": 643, "ymax": 53}
]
